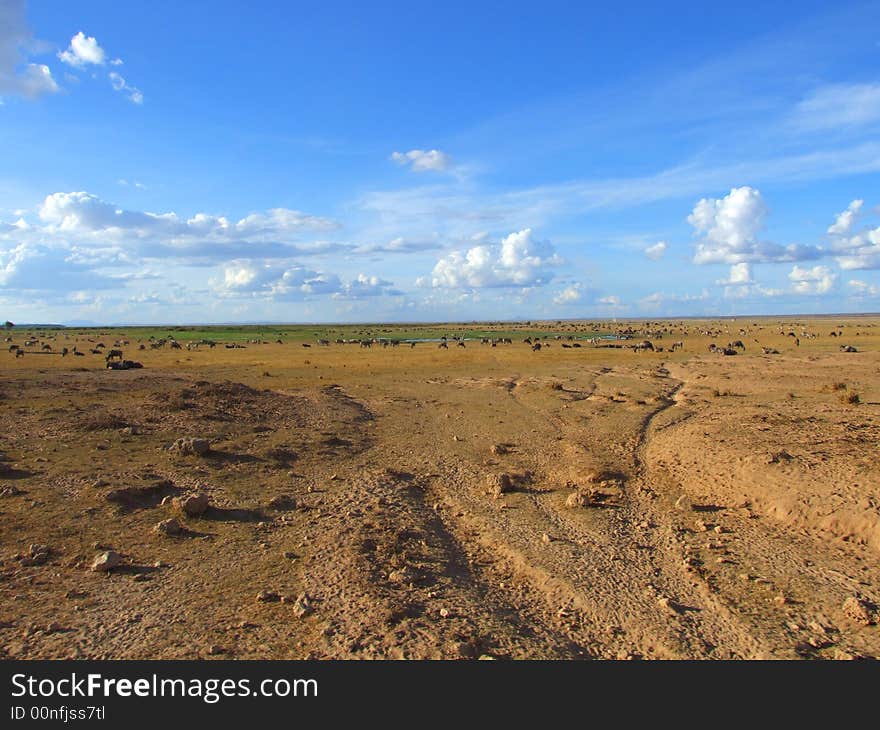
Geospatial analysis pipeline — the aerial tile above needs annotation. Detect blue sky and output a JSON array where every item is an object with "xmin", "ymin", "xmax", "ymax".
[{"xmin": 1, "ymin": 0, "xmax": 880, "ymax": 324}]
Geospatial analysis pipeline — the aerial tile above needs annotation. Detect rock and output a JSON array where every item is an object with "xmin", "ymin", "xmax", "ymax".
[
  {"xmin": 490, "ymin": 443, "xmax": 509, "ymax": 455},
  {"xmin": 174, "ymin": 492, "xmax": 210, "ymax": 516},
  {"xmin": 488, "ymin": 473, "xmax": 513, "ymax": 498},
  {"xmin": 20, "ymin": 544, "xmax": 50, "ymax": 566},
  {"xmin": 170, "ymin": 437, "xmax": 211, "ymax": 456},
  {"xmin": 842, "ymin": 595, "xmax": 876, "ymax": 626},
  {"xmin": 674, "ymin": 495, "xmax": 692, "ymax": 511},
  {"xmin": 91, "ymin": 550, "xmax": 122, "ymax": 572},
  {"xmin": 388, "ymin": 567, "xmax": 417, "ymax": 584},
  {"xmin": 208, "ymin": 644, "xmax": 227, "ymax": 655},
  {"xmin": 290, "ymin": 593, "xmax": 313, "ymax": 618},
  {"xmin": 541, "ymin": 532, "xmax": 553, "ymax": 544},
  {"xmin": 256, "ymin": 590, "xmax": 281, "ymax": 603},
  {"xmin": 267, "ymin": 495, "xmax": 296, "ymax": 511},
  {"xmin": 565, "ymin": 491, "xmax": 591, "ymax": 509},
  {"xmin": 154, "ymin": 518, "xmax": 182, "ymax": 536}
]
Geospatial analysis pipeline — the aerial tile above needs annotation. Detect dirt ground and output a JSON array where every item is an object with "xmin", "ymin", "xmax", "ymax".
[{"xmin": 1, "ymin": 316, "xmax": 879, "ymax": 660}]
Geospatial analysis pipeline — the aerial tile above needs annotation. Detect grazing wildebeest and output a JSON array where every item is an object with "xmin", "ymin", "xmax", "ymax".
[
  {"xmin": 730, "ymin": 340, "xmax": 745, "ymax": 350},
  {"xmin": 531, "ymin": 342, "xmax": 542, "ymax": 351},
  {"xmin": 41, "ymin": 344, "xmax": 52, "ymax": 351},
  {"xmin": 721, "ymin": 347, "xmax": 737, "ymax": 356},
  {"xmin": 302, "ymin": 343, "xmax": 311, "ymax": 348},
  {"xmin": 105, "ymin": 349, "xmax": 123, "ymax": 362},
  {"xmin": 61, "ymin": 347, "xmax": 69, "ymax": 357},
  {"xmin": 438, "ymin": 342, "xmax": 448, "ymax": 349},
  {"xmin": 410, "ymin": 341, "xmax": 416, "ymax": 348},
  {"xmin": 457, "ymin": 342, "xmax": 466, "ymax": 348},
  {"xmin": 840, "ymin": 345, "xmax": 858, "ymax": 353},
  {"xmin": 15, "ymin": 348, "xmax": 24, "ymax": 358},
  {"xmin": 634, "ymin": 340, "xmax": 654, "ymax": 352}
]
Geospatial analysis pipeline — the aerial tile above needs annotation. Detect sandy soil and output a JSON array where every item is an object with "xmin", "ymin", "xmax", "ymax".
[{"xmin": 1, "ymin": 317, "xmax": 879, "ymax": 659}]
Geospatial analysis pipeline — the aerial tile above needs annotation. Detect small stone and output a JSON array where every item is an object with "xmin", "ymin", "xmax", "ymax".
[
  {"xmin": 773, "ymin": 594, "xmax": 787, "ymax": 606},
  {"xmin": 174, "ymin": 492, "xmax": 210, "ymax": 516},
  {"xmin": 291, "ymin": 593, "xmax": 313, "ymax": 618},
  {"xmin": 208, "ymin": 645, "xmax": 227, "ymax": 655},
  {"xmin": 170, "ymin": 437, "xmax": 211, "ymax": 456},
  {"xmin": 154, "ymin": 517, "xmax": 182, "ymax": 536},
  {"xmin": 541, "ymin": 533, "xmax": 553, "ymax": 544},
  {"xmin": 488, "ymin": 473, "xmax": 513, "ymax": 498},
  {"xmin": 842, "ymin": 595, "xmax": 875, "ymax": 626},
  {"xmin": 439, "ymin": 607, "xmax": 450, "ymax": 618},
  {"xmin": 268, "ymin": 494, "xmax": 296, "ymax": 511},
  {"xmin": 565, "ymin": 491, "xmax": 591, "ymax": 509},
  {"xmin": 490, "ymin": 444, "xmax": 509, "ymax": 455},
  {"xmin": 675, "ymin": 495, "xmax": 692, "ymax": 511},
  {"xmin": 256, "ymin": 590, "xmax": 281, "ymax": 603},
  {"xmin": 91, "ymin": 550, "xmax": 122, "ymax": 572}
]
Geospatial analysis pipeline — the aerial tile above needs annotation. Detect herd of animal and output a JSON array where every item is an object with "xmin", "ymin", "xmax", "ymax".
[{"xmin": 3, "ymin": 321, "xmax": 867, "ymax": 366}]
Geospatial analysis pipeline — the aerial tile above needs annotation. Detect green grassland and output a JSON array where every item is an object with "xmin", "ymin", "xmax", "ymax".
[{"xmin": 9, "ymin": 322, "xmax": 611, "ymax": 343}]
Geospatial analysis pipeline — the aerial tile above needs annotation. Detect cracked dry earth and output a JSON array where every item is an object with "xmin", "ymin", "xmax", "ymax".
[{"xmin": 2, "ymin": 325, "xmax": 880, "ymax": 659}]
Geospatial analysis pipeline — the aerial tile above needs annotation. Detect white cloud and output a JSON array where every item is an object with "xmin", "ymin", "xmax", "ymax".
[
  {"xmin": 644, "ymin": 241, "xmax": 667, "ymax": 260},
  {"xmin": 213, "ymin": 261, "xmax": 397, "ymax": 302},
  {"xmin": 553, "ymin": 283, "xmax": 583, "ymax": 305},
  {"xmin": 848, "ymin": 279, "xmax": 880, "ymax": 297},
  {"xmin": 789, "ymin": 264, "xmax": 837, "ymax": 295},
  {"xmin": 716, "ymin": 262, "xmax": 753, "ymax": 285},
  {"xmin": 689, "ymin": 186, "xmax": 820, "ymax": 264},
  {"xmin": 391, "ymin": 149, "xmax": 451, "ymax": 172},
  {"xmin": 0, "ymin": 1, "xmax": 58, "ymax": 99},
  {"xmin": 824, "ymin": 199, "xmax": 880, "ymax": 270},
  {"xmin": 34, "ymin": 191, "xmax": 338, "ymax": 242},
  {"xmin": 598, "ymin": 295, "xmax": 621, "ymax": 306},
  {"xmin": 58, "ymin": 32, "xmax": 106, "ymax": 68},
  {"xmin": 354, "ymin": 236, "xmax": 441, "ymax": 254},
  {"xmin": 828, "ymin": 199, "xmax": 863, "ymax": 235},
  {"xmin": 428, "ymin": 228, "xmax": 562, "ymax": 289},
  {"xmin": 108, "ymin": 71, "xmax": 142, "ymax": 104},
  {"xmin": 793, "ymin": 83, "xmax": 880, "ymax": 132}
]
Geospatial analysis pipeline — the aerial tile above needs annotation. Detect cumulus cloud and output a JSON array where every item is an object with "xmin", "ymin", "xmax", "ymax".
[
  {"xmin": 848, "ymin": 279, "xmax": 880, "ymax": 297},
  {"xmin": 828, "ymin": 199, "xmax": 863, "ymax": 235},
  {"xmin": 553, "ymin": 283, "xmax": 583, "ymax": 305},
  {"xmin": 826, "ymin": 200, "xmax": 880, "ymax": 270},
  {"xmin": 34, "ymin": 191, "xmax": 338, "ymax": 243},
  {"xmin": 0, "ymin": 0, "xmax": 58, "ymax": 99},
  {"xmin": 789, "ymin": 265, "xmax": 837, "ymax": 295},
  {"xmin": 644, "ymin": 241, "xmax": 667, "ymax": 260},
  {"xmin": 0, "ymin": 241, "xmax": 123, "ymax": 293},
  {"xmin": 716, "ymin": 262, "xmax": 753, "ymax": 285},
  {"xmin": 689, "ymin": 186, "xmax": 820, "ymax": 264},
  {"xmin": 390, "ymin": 149, "xmax": 451, "ymax": 172},
  {"xmin": 58, "ymin": 31, "xmax": 105, "ymax": 68},
  {"xmin": 214, "ymin": 261, "xmax": 398, "ymax": 301},
  {"xmin": 793, "ymin": 83, "xmax": 880, "ymax": 132},
  {"xmin": 427, "ymin": 228, "xmax": 562, "ymax": 289}
]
